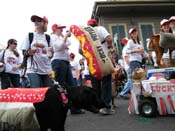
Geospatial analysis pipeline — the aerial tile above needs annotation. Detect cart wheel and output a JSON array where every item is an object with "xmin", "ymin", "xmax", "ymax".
[{"xmin": 138, "ymin": 99, "xmax": 157, "ymax": 117}]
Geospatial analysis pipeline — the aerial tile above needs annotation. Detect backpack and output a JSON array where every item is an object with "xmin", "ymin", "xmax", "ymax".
[
  {"xmin": 20, "ymin": 33, "xmax": 50, "ymax": 68},
  {"xmin": 0, "ymin": 50, "xmax": 6, "ymax": 75}
]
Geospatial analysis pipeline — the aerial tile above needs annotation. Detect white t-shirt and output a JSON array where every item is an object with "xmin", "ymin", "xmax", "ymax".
[
  {"xmin": 0, "ymin": 49, "xmax": 22, "ymax": 74},
  {"xmin": 21, "ymin": 33, "xmax": 52, "ymax": 74},
  {"xmin": 122, "ymin": 46, "xmax": 129, "ymax": 70},
  {"xmin": 126, "ymin": 39, "xmax": 144, "ymax": 63},
  {"xmin": 51, "ymin": 34, "xmax": 71, "ymax": 62},
  {"xmin": 95, "ymin": 26, "xmax": 111, "ymax": 55},
  {"xmin": 70, "ymin": 59, "xmax": 81, "ymax": 78}
]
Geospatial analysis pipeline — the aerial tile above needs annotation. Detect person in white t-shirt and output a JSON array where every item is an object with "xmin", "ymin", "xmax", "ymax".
[
  {"xmin": 0, "ymin": 39, "xmax": 22, "ymax": 89},
  {"xmin": 70, "ymin": 53, "xmax": 81, "ymax": 86},
  {"xmin": 80, "ymin": 18, "xmax": 114, "ymax": 115},
  {"xmin": 119, "ymin": 37, "xmax": 132, "ymax": 99},
  {"xmin": 169, "ymin": 16, "xmax": 175, "ymax": 34},
  {"xmin": 21, "ymin": 15, "xmax": 53, "ymax": 88},
  {"xmin": 51, "ymin": 23, "xmax": 74, "ymax": 86},
  {"xmin": 126, "ymin": 28, "xmax": 147, "ymax": 73},
  {"xmin": 159, "ymin": 18, "xmax": 175, "ymax": 67},
  {"xmin": 51, "ymin": 24, "xmax": 85, "ymax": 114}
]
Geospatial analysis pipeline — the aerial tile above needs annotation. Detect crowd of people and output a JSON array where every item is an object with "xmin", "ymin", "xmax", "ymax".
[{"xmin": 0, "ymin": 14, "xmax": 175, "ymax": 116}]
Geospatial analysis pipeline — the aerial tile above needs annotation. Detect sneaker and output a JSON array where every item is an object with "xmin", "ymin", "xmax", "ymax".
[{"xmin": 99, "ymin": 108, "xmax": 115, "ymax": 115}]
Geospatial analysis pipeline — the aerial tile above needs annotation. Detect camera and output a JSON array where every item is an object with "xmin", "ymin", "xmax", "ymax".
[{"xmin": 66, "ymin": 30, "xmax": 71, "ymax": 37}]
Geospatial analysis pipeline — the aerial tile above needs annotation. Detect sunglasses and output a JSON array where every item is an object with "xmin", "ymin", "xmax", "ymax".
[
  {"xmin": 34, "ymin": 19, "xmax": 43, "ymax": 22},
  {"xmin": 12, "ymin": 42, "xmax": 17, "ymax": 45}
]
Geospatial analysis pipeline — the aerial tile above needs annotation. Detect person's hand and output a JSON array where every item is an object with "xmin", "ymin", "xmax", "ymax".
[
  {"xmin": 27, "ymin": 49, "xmax": 36, "ymax": 55},
  {"xmin": 137, "ymin": 48, "xmax": 144, "ymax": 54},
  {"xmin": 66, "ymin": 31, "xmax": 71, "ymax": 37}
]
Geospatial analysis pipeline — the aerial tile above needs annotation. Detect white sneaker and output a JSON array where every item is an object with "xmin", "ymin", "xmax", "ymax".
[{"xmin": 99, "ymin": 108, "xmax": 115, "ymax": 115}]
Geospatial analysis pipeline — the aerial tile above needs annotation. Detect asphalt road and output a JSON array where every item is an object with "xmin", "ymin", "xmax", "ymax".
[{"xmin": 65, "ymin": 96, "xmax": 175, "ymax": 131}]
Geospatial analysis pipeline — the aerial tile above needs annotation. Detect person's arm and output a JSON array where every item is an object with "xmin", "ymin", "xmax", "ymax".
[{"xmin": 123, "ymin": 55, "xmax": 130, "ymax": 66}]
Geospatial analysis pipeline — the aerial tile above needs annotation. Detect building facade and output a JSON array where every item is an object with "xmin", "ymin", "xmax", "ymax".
[{"xmin": 91, "ymin": 0, "xmax": 175, "ymax": 58}]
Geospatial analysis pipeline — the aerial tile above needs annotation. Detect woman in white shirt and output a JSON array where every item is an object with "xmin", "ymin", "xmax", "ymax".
[
  {"xmin": 126, "ymin": 28, "xmax": 146, "ymax": 73},
  {"xmin": 51, "ymin": 24, "xmax": 75, "ymax": 87},
  {"xmin": 0, "ymin": 39, "xmax": 22, "ymax": 89},
  {"xmin": 21, "ymin": 15, "xmax": 53, "ymax": 88},
  {"xmin": 160, "ymin": 19, "xmax": 174, "ymax": 67},
  {"xmin": 51, "ymin": 24, "xmax": 85, "ymax": 114}
]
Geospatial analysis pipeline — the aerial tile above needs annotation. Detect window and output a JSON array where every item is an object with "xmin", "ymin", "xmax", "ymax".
[
  {"xmin": 110, "ymin": 24, "xmax": 127, "ymax": 59},
  {"xmin": 139, "ymin": 23, "xmax": 155, "ymax": 51}
]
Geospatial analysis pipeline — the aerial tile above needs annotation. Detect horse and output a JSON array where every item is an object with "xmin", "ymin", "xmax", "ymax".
[{"xmin": 148, "ymin": 34, "xmax": 175, "ymax": 68}]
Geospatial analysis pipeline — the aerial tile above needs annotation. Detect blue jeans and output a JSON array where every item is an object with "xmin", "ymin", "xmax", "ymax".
[
  {"xmin": 51, "ymin": 59, "xmax": 75, "ymax": 87},
  {"xmin": 27, "ymin": 73, "xmax": 52, "ymax": 88},
  {"xmin": 91, "ymin": 74, "xmax": 112, "ymax": 109},
  {"xmin": 1, "ymin": 73, "xmax": 21, "ymax": 89},
  {"xmin": 73, "ymin": 78, "xmax": 78, "ymax": 86},
  {"xmin": 130, "ymin": 61, "xmax": 142, "ymax": 73},
  {"xmin": 120, "ymin": 68, "xmax": 132, "ymax": 96}
]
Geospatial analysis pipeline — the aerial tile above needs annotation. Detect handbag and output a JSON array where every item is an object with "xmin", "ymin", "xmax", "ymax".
[{"xmin": 0, "ymin": 50, "xmax": 6, "ymax": 74}]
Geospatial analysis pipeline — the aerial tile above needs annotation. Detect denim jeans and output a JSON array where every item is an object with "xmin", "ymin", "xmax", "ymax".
[
  {"xmin": 120, "ymin": 68, "xmax": 132, "ymax": 96},
  {"xmin": 1, "ymin": 73, "xmax": 21, "ymax": 89},
  {"xmin": 130, "ymin": 61, "xmax": 142, "ymax": 73},
  {"xmin": 91, "ymin": 74, "xmax": 112, "ymax": 109},
  {"xmin": 27, "ymin": 73, "xmax": 52, "ymax": 88},
  {"xmin": 51, "ymin": 59, "xmax": 75, "ymax": 87},
  {"xmin": 73, "ymin": 78, "xmax": 78, "ymax": 86}
]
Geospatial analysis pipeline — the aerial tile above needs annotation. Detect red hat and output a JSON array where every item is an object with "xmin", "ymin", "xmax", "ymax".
[
  {"xmin": 70, "ymin": 53, "xmax": 75, "ymax": 58},
  {"xmin": 87, "ymin": 19, "xmax": 97, "ymax": 26},
  {"xmin": 160, "ymin": 19, "xmax": 169, "ymax": 27},
  {"xmin": 121, "ymin": 37, "xmax": 128, "ymax": 45},
  {"xmin": 31, "ymin": 15, "xmax": 48, "ymax": 23},
  {"xmin": 52, "ymin": 24, "xmax": 66, "ymax": 31},
  {"xmin": 129, "ymin": 28, "xmax": 137, "ymax": 34}
]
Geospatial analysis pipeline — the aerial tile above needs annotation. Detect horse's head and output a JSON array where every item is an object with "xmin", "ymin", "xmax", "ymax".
[{"xmin": 148, "ymin": 34, "xmax": 160, "ymax": 51}]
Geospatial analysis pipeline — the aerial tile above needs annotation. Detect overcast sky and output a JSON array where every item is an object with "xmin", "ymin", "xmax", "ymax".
[{"xmin": 0, "ymin": 0, "xmax": 104, "ymax": 59}]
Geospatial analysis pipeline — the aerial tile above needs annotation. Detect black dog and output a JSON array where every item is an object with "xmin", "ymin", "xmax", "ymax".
[{"xmin": 33, "ymin": 85, "xmax": 104, "ymax": 131}]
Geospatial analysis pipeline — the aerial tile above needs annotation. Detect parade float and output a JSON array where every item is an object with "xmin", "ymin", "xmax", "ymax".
[{"xmin": 128, "ymin": 32, "xmax": 175, "ymax": 117}]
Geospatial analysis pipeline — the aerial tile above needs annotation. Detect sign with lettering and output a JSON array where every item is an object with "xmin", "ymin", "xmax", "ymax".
[
  {"xmin": 70, "ymin": 25, "xmax": 115, "ymax": 79},
  {"xmin": 129, "ymin": 81, "xmax": 175, "ymax": 115}
]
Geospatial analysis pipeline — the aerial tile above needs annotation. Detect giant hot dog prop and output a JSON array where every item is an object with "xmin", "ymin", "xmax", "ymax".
[{"xmin": 70, "ymin": 25, "xmax": 115, "ymax": 80}]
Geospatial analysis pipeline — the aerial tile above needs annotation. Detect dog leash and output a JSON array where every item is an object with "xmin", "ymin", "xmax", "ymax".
[{"xmin": 53, "ymin": 80, "xmax": 68, "ymax": 105}]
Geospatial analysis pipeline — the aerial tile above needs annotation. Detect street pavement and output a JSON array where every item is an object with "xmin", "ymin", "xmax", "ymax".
[{"xmin": 65, "ymin": 96, "xmax": 175, "ymax": 131}]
